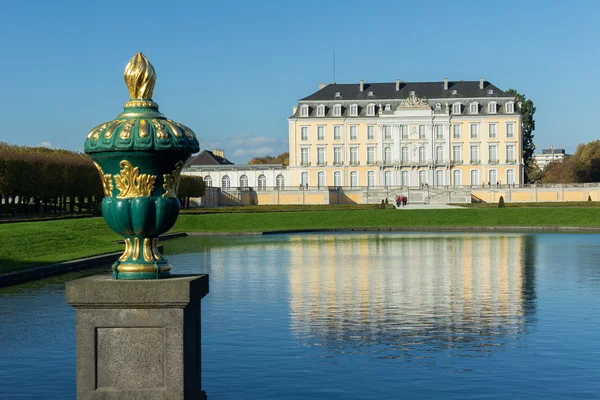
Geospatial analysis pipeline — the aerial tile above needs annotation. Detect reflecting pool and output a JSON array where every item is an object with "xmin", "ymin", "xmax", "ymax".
[{"xmin": 1, "ymin": 233, "xmax": 600, "ymax": 399}]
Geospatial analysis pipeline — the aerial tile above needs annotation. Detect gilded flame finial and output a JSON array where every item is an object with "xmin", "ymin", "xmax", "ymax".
[{"xmin": 124, "ymin": 53, "xmax": 156, "ymax": 99}]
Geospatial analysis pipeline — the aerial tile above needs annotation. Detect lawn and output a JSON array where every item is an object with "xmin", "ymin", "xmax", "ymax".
[{"xmin": 2, "ymin": 207, "xmax": 600, "ymax": 274}]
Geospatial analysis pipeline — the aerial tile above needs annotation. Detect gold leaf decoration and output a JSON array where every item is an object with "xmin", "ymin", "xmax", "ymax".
[
  {"xmin": 119, "ymin": 119, "xmax": 135, "ymax": 140},
  {"xmin": 90, "ymin": 122, "xmax": 110, "ymax": 140},
  {"xmin": 152, "ymin": 119, "xmax": 168, "ymax": 140},
  {"xmin": 124, "ymin": 53, "xmax": 156, "ymax": 99},
  {"xmin": 175, "ymin": 122, "xmax": 197, "ymax": 140},
  {"xmin": 93, "ymin": 162, "xmax": 113, "ymax": 196},
  {"xmin": 139, "ymin": 119, "xmax": 149, "ymax": 138},
  {"xmin": 162, "ymin": 161, "xmax": 184, "ymax": 197},
  {"xmin": 114, "ymin": 160, "xmax": 156, "ymax": 198}
]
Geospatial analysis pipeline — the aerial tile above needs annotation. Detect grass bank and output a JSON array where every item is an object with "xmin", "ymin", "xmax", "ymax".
[{"xmin": 2, "ymin": 207, "xmax": 600, "ymax": 274}]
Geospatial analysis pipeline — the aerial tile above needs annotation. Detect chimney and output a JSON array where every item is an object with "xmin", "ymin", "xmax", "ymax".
[
  {"xmin": 359, "ymin": 79, "xmax": 364, "ymax": 92},
  {"xmin": 396, "ymin": 79, "xmax": 400, "ymax": 91},
  {"xmin": 444, "ymin": 78, "xmax": 448, "ymax": 90},
  {"xmin": 479, "ymin": 77, "xmax": 484, "ymax": 90},
  {"xmin": 318, "ymin": 83, "xmax": 326, "ymax": 90},
  {"xmin": 212, "ymin": 149, "xmax": 224, "ymax": 158}
]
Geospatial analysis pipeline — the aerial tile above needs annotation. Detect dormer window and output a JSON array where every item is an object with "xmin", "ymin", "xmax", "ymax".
[
  {"xmin": 301, "ymin": 105, "xmax": 309, "ymax": 117},
  {"xmin": 470, "ymin": 102, "xmax": 479, "ymax": 115},
  {"xmin": 367, "ymin": 103, "xmax": 376, "ymax": 116},
  {"xmin": 409, "ymin": 91, "xmax": 416, "ymax": 97},
  {"xmin": 506, "ymin": 102, "xmax": 515, "ymax": 114},
  {"xmin": 435, "ymin": 103, "xmax": 441, "ymax": 111},
  {"xmin": 453, "ymin": 103, "xmax": 461, "ymax": 114},
  {"xmin": 317, "ymin": 104, "xmax": 325, "ymax": 117},
  {"xmin": 488, "ymin": 102, "xmax": 497, "ymax": 114},
  {"xmin": 350, "ymin": 104, "xmax": 358, "ymax": 116},
  {"xmin": 452, "ymin": 90, "xmax": 458, "ymax": 95},
  {"xmin": 334, "ymin": 92, "xmax": 342, "ymax": 99},
  {"xmin": 367, "ymin": 91, "xmax": 374, "ymax": 97},
  {"xmin": 333, "ymin": 104, "xmax": 342, "ymax": 117},
  {"xmin": 487, "ymin": 89, "xmax": 494, "ymax": 95}
]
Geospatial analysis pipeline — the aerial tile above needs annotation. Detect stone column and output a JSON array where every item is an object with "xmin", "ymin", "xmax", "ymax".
[{"xmin": 66, "ymin": 274, "xmax": 209, "ymax": 400}]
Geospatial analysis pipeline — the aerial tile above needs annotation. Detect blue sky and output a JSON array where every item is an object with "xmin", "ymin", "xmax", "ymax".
[{"xmin": 0, "ymin": 0, "xmax": 598, "ymax": 162}]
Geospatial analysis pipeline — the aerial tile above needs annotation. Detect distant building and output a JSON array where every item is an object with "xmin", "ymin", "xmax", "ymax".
[{"xmin": 533, "ymin": 148, "xmax": 571, "ymax": 169}]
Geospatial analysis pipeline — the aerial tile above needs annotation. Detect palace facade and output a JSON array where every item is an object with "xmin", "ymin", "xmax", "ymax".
[{"xmin": 288, "ymin": 78, "xmax": 523, "ymax": 187}]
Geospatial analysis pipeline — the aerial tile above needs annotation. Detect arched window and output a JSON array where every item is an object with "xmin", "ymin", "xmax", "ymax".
[
  {"xmin": 333, "ymin": 104, "xmax": 342, "ymax": 117},
  {"xmin": 507, "ymin": 169, "xmax": 515, "ymax": 185},
  {"xmin": 436, "ymin": 146, "xmax": 443, "ymax": 162},
  {"xmin": 488, "ymin": 101, "xmax": 497, "ymax": 114},
  {"xmin": 276, "ymin": 174, "xmax": 285, "ymax": 189},
  {"xmin": 350, "ymin": 171, "xmax": 358, "ymax": 188},
  {"xmin": 350, "ymin": 104, "xmax": 358, "ymax": 116},
  {"xmin": 470, "ymin": 170, "xmax": 479, "ymax": 186},
  {"xmin": 317, "ymin": 104, "xmax": 325, "ymax": 117},
  {"xmin": 334, "ymin": 171, "xmax": 342, "ymax": 187},
  {"xmin": 204, "ymin": 175, "xmax": 212, "ymax": 187},
  {"xmin": 367, "ymin": 103, "xmax": 376, "ymax": 116},
  {"xmin": 489, "ymin": 169, "xmax": 497, "ymax": 185},
  {"xmin": 401, "ymin": 171, "xmax": 409, "ymax": 186},
  {"xmin": 470, "ymin": 102, "xmax": 479, "ymax": 114},
  {"xmin": 418, "ymin": 147, "xmax": 426, "ymax": 164},
  {"xmin": 239, "ymin": 175, "xmax": 248, "ymax": 188},
  {"xmin": 367, "ymin": 171, "xmax": 375, "ymax": 187},
  {"xmin": 436, "ymin": 170, "xmax": 444, "ymax": 186},
  {"xmin": 300, "ymin": 105, "xmax": 309, "ymax": 117},
  {"xmin": 317, "ymin": 171, "xmax": 325, "ymax": 188},
  {"xmin": 257, "ymin": 174, "xmax": 266, "ymax": 191},
  {"xmin": 418, "ymin": 170, "xmax": 427, "ymax": 186},
  {"xmin": 453, "ymin": 170, "xmax": 461, "ymax": 186},
  {"xmin": 222, "ymin": 175, "xmax": 230, "ymax": 189},
  {"xmin": 384, "ymin": 171, "xmax": 392, "ymax": 187},
  {"xmin": 384, "ymin": 146, "xmax": 392, "ymax": 164},
  {"xmin": 453, "ymin": 103, "xmax": 461, "ymax": 114},
  {"xmin": 401, "ymin": 147, "xmax": 409, "ymax": 162},
  {"xmin": 301, "ymin": 172, "xmax": 309, "ymax": 187},
  {"xmin": 505, "ymin": 102, "xmax": 515, "ymax": 114}
]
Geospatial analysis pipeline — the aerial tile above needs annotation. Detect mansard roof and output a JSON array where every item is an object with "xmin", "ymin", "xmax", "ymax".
[
  {"xmin": 300, "ymin": 81, "xmax": 509, "ymax": 102},
  {"xmin": 184, "ymin": 150, "xmax": 234, "ymax": 167}
]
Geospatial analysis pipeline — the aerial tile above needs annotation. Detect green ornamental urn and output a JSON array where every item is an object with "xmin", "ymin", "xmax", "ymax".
[{"xmin": 84, "ymin": 53, "xmax": 199, "ymax": 279}]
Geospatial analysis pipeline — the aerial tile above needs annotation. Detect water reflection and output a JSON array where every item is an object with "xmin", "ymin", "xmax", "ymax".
[{"xmin": 288, "ymin": 234, "xmax": 537, "ymax": 358}]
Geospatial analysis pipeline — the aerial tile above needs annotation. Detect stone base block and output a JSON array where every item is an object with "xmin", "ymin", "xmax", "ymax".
[{"xmin": 66, "ymin": 274, "xmax": 208, "ymax": 400}]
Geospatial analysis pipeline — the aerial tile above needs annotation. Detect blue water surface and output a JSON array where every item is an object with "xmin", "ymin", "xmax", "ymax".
[{"xmin": 1, "ymin": 232, "xmax": 599, "ymax": 399}]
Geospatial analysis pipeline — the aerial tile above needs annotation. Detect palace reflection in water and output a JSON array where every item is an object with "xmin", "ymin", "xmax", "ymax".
[{"xmin": 287, "ymin": 233, "xmax": 536, "ymax": 357}]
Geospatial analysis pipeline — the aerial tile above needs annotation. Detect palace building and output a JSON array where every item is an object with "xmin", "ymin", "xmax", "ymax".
[{"xmin": 288, "ymin": 78, "xmax": 523, "ymax": 188}]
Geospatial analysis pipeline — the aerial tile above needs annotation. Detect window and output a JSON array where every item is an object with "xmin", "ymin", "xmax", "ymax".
[
  {"xmin": 419, "ymin": 125, "xmax": 426, "ymax": 139},
  {"xmin": 489, "ymin": 123, "xmax": 497, "ymax": 138},
  {"xmin": 334, "ymin": 147, "xmax": 343, "ymax": 165},
  {"xmin": 367, "ymin": 125, "xmax": 375, "ymax": 140},
  {"xmin": 317, "ymin": 171, "xmax": 325, "ymax": 188},
  {"xmin": 436, "ymin": 170, "xmax": 444, "ymax": 185},
  {"xmin": 401, "ymin": 146, "xmax": 409, "ymax": 162},
  {"xmin": 452, "ymin": 90, "xmax": 458, "ymax": 95},
  {"xmin": 453, "ymin": 170, "xmax": 461, "ymax": 186},
  {"xmin": 453, "ymin": 145, "xmax": 462, "ymax": 163},
  {"xmin": 470, "ymin": 102, "xmax": 479, "ymax": 114},
  {"xmin": 257, "ymin": 174, "xmax": 266, "ymax": 191},
  {"xmin": 418, "ymin": 170, "xmax": 427, "ymax": 186},
  {"xmin": 385, "ymin": 104, "xmax": 391, "ymax": 111},
  {"xmin": 453, "ymin": 125, "xmax": 461, "ymax": 139},
  {"xmin": 239, "ymin": 175, "xmax": 248, "ymax": 188},
  {"xmin": 301, "ymin": 126, "xmax": 308, "ymax": 141},
  {"xmin": 470, "ymin": 123, "xmax": 478, "ymax": 139},
  {"xmin": 384, "ymin": 146, "xmax": 392, "ymax": 164},
  {"xmin": 489, "ymin": 144, "xmax": 498, "ymax": 163},
  {"xmin": 317, "ymin": 126, "xmax": 325, "ymax": 140},
  {"xmin": 435, "ymin": 103, "xmax": 441, "ymax": 111},
  {"xmin": 401, "ymin": 125, "xmax": 408, "ymax": 139},
  {"xmin": 367, "ymin": 104, "xmax": 375, "ymax": 116},
  {"xmin": 334, "ymin": 125, "xmax": 341, "ymax": 140},
  {"xmin": 507, "ymin": 169, "xmax": 515, "ymax": 185},
  {"xmin": 317, "ymin": 147, "xmax": 325, "ymax": 166},
  {"xmin": 335, "ymin": 92, "xmax": 341, "ymax": 99},
  {"xmin": 384, "ymin": 125, "xmax": 392, "ymax": 140},
  {"xmin": 436, "ymin": 146, "xmax": 443, "ymax": 162},
  {"xmin": 506, "ymin": 123, "xmax": 515, "ymax": 138},
  {"xmin": 301, "ymin": 148, "xmax": 309, "ymax": 166},
  {"xmin": 317, "ymin": 105, "xmax": 325, "ymax": 117},
  {"xmin": 350, "ymin": 146, "xmax": 358, "ymax": 165},
  {"xmin": 333, "ymin": 104, "xmax": 342, "ymax": 116},
  {"xmin": 470, "ymin": 170, "xmax": 480, "ymax": 186},
  {"xmin": 204, "ymin": 175, "xmax": 212, "ymax": 187},
  {"xmin": 367, "ymin": 146, "xmax": 375, "ymax": 165},
  {"xmin": 301, "ymin": 172, "xmax": 309, "ymax": 186},
  {"xmin": 506, "ymin": 144, "xmax": 515, "ymax": 162},
  {"xmin": 453, "ymin": 103, "xmax": 461, "ymax": 114},
  {"xmin": 488, "ymin": 89, "xmax": 494, "ymax": 95},
  {"xmin": 402, "ymin": 171, "xmax": 409, "ymax": 186},
  {"xmin": 489, "ymin": 169, "xmax": 497, "ymax": 185},
  {"xmin": 301, "ymin": 105, "xmax": 309, "ymax": 117},
  {"xmin": 470, "ymin": 145, "xmax": 480, "ymax": 163},
  {"xmin": 385, "ymin": 171, "xmax": 392, "ymax": 187},
  {"xmin": 367, "ymin": 171, "xmax": 375, "ymax": 187},
  {"xmin": 350, "ymin": 125, "xmax": 358, "ymax": 140},
  {"xmin": 350, "ymin": 171, "xmax": 358, "ymax": 188},
  {"xmin": 334, "ymin": 171, "xmax": 342, "ymax": 186},
  {"xmin": 436, "ymin": 125, "xmax": 444, "ymax": 139},
  {"xmin": 418, "ymin": 147, "xmax": 426, "ymax": 164},
  {"xmin": 506, "ymin": 102, "xmax": 515, "ymax": 114},
  {"xmin": 350, "ymin": 104, "xmax": 358, "ymax": 116},
  {"xmin": 276, "ymin": 174, "xmax": 285, "ymax": 189},
  {"xmin": 221, "ymin": 175, "xmax": 230, "ymax": 189},
  {"xmin": 488, "ymin": 102, "xmax": 497, "ymax": 114}
]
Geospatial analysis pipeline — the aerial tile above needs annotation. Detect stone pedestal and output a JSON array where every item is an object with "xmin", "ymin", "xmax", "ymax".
[{"xmin": 66, "ymin": 274, "xmax": 209, "ymax": 400}]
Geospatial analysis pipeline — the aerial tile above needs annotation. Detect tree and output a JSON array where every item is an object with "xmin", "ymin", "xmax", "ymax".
[
  {"xmin": 248, "ymin": 152, "xmax": 289, "ymax": 167},
  {"xmin": 506, "ymin": 89, "xmax": 536, "ymax": 182}
]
